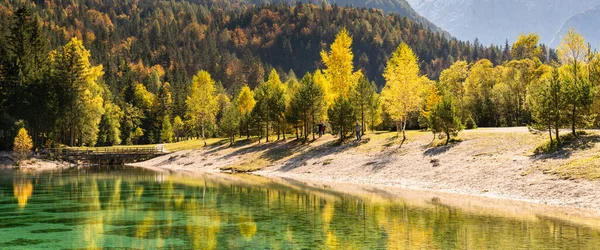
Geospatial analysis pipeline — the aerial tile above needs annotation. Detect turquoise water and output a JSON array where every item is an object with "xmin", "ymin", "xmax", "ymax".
[{"xmin": 1, "ymin": 167, "xmax": 600, "ymax": 249}]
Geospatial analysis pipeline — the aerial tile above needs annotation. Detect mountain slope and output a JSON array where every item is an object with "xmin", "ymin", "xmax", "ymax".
[
  {"xmin": 250, "ymin": 0, "xmax": 447, "ymax": 35},
  {"xmin": 408, "ymin": 0, "xmax": 600, "ymax": 46},
  {"xmin": 550, "ymin": 5, "xmax": 600, "ymax": 47}
]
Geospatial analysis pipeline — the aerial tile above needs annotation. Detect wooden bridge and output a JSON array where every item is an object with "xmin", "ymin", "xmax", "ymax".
[{"xmin": 43, "ymin": 147, "xmax": 168, "ymax": 165}]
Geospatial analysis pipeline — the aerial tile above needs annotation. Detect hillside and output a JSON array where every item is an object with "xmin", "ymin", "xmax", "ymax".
[
  {"xmin": 408, "ymin": 0, "xmax": 600, "ymax": 46},
  {"xmin": 0, "ymin": 0, "xmax": 512, "ymax": 93},
  {"xmin": 550, "ymin": 5, "xmax": 600, "ymax": 47},
  {"xmin": 254, "ymin": 0, "xmax": 448, "ymax": 35}
]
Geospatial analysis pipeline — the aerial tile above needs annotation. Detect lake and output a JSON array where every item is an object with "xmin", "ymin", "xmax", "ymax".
[{"xmin": 1, "ymin": 167, "xmax": 600, "ymax": 249}]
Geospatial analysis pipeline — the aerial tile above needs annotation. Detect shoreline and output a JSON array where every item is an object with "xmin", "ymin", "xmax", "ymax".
[{"xmin": 129, "ymin": 127, "xmax": 600, "ymax": 211}]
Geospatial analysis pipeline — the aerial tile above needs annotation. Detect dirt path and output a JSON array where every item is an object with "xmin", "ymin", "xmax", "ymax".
[{"xmin": 131, "ymin": 128, "xmax": 600, "ymax": 210}]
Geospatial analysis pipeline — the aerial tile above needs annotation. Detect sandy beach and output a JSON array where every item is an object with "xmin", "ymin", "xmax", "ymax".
[{"xmin": 130, "ymin": 127, "xmax": 600, "ymax": 210}]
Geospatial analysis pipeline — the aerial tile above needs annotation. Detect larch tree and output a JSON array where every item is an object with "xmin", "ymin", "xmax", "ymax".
[
  {"xmin": 439, "ymin": 61, "xmax": 469, "ymax": 121},
  {"xmin": 320, "ymin": 28, "xmax": 361, "ymax": 98},
  {"xmin": 557, "ymin": 28, "xmax": 596, "ymax": 136},
  {"xmin": 185, "ymin": 70, "xmax": 219, "ymax": 146},
  {"xmin": 511, "ymin": 33, "xmax": 542, "ymax": 60},
  {"xmin": 236, "ymin": 85, "xmax": 256, "ymax": 139},
  {"xmin": 381, "ymin": 43, "xmax": 423, "ymax": 142},
  {"xmin": 13, "ymin": 127, "xmax": 33, "ymax": 163}
]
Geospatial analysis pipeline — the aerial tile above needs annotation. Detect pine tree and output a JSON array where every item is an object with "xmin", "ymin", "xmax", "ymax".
[
  {"xmin": 430, "ymin": 95, "xmax": 463, "ymax": 145},
  {"xmin": 351, "ymin": 76, "xmax": 376, "ymax": 136},
  {"xmin": 328, "ymin": 96, "xmax": 355, "ymax": 142}
]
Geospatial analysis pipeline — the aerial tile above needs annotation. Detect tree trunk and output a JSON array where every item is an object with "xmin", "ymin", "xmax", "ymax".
[
  {"xmin": 572, "ymin": 106, "xmax": 576, "ymax": 136},
  {"xmin": 547, "ymin": 120, "xmax": 553, "ymax": 145},
  {"xmin": 402, "ymin": 119, "xmax": 407, "ymax": 142},
  {"xmin": 311, "ymin": 115, "xmax": 315, "ymax": 141},
  {"xmin": 361, "ymin": 105, "xmax": 365, "ymax": 136},
  {"xmin": 202, "ymin": 123, "xmax": 206, "ymax": 146},
  {"xmin": 445, "ymin": 130, "xmax": 450, "ymax": 145},
  {"xmin": 266, "ymin": 121, "xmax": 269, "ymax": 142},
  {"xmin": 277, "ymin": 122, "xmax": 280, "ymax": 141}
]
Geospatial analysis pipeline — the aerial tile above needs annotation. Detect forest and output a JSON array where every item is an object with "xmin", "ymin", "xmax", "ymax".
[{"xmin": 0, "ymin": 0, "xmax": 593, "ymax": 151}]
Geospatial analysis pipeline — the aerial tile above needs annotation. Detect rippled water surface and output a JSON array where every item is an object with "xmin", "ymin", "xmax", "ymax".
[{"xmin": 1, "ymin": 167, "xmax": 600, "ymax": 249}]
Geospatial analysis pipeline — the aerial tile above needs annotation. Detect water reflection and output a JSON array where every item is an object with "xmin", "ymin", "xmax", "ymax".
[
  {"xmin": 13, "ymin": 179, "xmax": 32, "ymax": 208},
  {"xmin": 0, "ymin": 168, "xmax": 599, "ymax": 249}
]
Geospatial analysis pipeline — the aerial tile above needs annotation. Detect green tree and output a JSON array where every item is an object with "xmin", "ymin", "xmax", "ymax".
[
  {"xmin": 430, "ymin": 95, "xmax": 463, "ymax": 145},
  {"xmin": 97, "ymin": 103, "xmax": 123, "ymax": 146},
  {"xmin": 173, "ymin": 116, "xmax": 185, "ymax": 142},
  {"xmin": 352, "ymin": 76, "xmax": 376, "ymax": 136},
  {"xmin": 52, "ymin": 38, "xmax": 105, "ymax": 146},
  {"xmin": 160, "ymin": 115, "xmax": 174, "ymax": 143},
  {"xmin": 220, "ymin": 104, "xmax": 241, "ymax": 145},
  {"xmin": 328, "ymin": 96, "xmax": 356, "ymax": 142},
  {"xmin": 528, "ymin": 66, "xmax": 565, "ymax": 144},
  {"xmin": 185, "ymin": 70, "xmax": 219, "ymax": 146},
  {"xmin": 292, "ymin": 72, "xmax": 326, "ymax": 141},
  {"xmin": 439, "ymin": 61, "xmax": 469, "ymax": 120},
  {"xmin": 464, "ymin": 59, "xmax": 498, "ymax": 127}
]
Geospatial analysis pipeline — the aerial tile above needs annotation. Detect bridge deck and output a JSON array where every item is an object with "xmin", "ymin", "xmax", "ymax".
[{"xmin": 44, "ymin": 147, "xmax": 168, "ymax": 165}]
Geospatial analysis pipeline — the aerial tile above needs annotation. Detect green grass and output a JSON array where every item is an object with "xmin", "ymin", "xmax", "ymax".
[
  {"xmin": 164, "ymin": 138, "xmax": 228, "ymax": 151},
  {"xmin": 533, "ymin": 131, "xmax": 587, "ymax": 155},
  {"xmin": 551, "ymin": 154, "xmax": 600, "ymax": 180}
]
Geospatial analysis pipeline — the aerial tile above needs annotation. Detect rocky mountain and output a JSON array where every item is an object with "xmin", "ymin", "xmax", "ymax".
[
  {"xmin": 407, "ymin": 0, "xmax": 600, "ymax": 46},
  {"xmin": 550, "ymin": 5, "xmax": 600, "ymax": 47}
]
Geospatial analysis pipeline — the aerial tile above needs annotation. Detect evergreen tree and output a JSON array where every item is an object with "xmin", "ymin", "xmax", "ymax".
[
  {"xmin": 351, "ymin": 76, "xmax": 376, "ymax": 136},
  {"xmin": 328, "ymin": 96, "xmax": 355, "ymax": 142},
  {"xmin": 430, "ymin": 95, "xmax": 463, "ymax": 145}
]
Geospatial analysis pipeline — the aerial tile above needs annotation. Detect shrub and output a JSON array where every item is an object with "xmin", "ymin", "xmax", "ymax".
[
  {"xmin": 13, "ymin": 128, "xmax": 33, "ymax": 164},
  {"xmin": 465, "ymin": 116, "xmax": 477, "ymax": 130}
]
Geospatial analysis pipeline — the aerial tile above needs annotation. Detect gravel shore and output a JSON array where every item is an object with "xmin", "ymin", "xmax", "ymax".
[{"xmin": 131, "ymin": 127, "xmax": 600, "ymax": 210}]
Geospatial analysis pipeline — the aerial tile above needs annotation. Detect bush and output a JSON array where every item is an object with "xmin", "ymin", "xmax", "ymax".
[
  {"xmin": 465, "ymin": 116, "xmax": 477, "ymax": 130},
  {"xmin": 13, "ymin": 128, "xmax": 33, "ymax": 164}
]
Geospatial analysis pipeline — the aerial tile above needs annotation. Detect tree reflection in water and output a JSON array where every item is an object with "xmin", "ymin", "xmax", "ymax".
[{"xmin": 0, "ymin": 169, "xmax": 599, "ymax": 249}]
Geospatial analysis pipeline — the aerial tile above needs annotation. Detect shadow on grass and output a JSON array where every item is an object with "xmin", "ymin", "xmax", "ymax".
[
  {"xmin": 275, "ymin": 136, "xmax": 366, "ymax": 172},
  {"xmin": 531, "ymin": 132, "xmax": 600, "ymax": 161},
  {"xmin": 423, "ymin": 141, "xmax": 461, "ymax": 157}
]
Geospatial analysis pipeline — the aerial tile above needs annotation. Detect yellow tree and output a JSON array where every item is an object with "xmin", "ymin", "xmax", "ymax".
[
  {"xmin": 557, "ymin": 28, "xmax": 595, "ymax": 136},
  {"xmin": 13, "ymin": 128, "xmax": 33, "ymax": 163},
  {"xmin": 381, "ymin": 43, "xmax": 423, "ymax": 141},
  {"xmin": 439, "ymin": 61, "xmax": 469, "ymax": 120},
  {"xmin": 185, "ymin": 70, "xmax": 219, "ymax": 146},
  {"xmin": 511, "ymin": 33, "xmax": 542, "ymax": 60},
  {"xmin": 236, "ymin": 85, "xmax": 256, "ymax": 139},
  {"xmin": 320, "ymin": 28, "xmax": 362, "ymax": 99}
]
